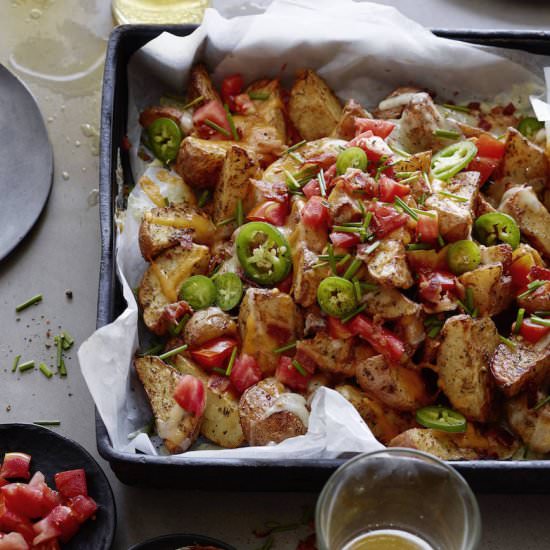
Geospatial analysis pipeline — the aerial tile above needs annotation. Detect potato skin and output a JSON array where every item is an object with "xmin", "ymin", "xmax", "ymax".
[
  {"xmin": 239, "ymin": 378, "xmax": 308, "ymax": 446},
  {"xmin": 288, "ymin": 69, "xmax": 342, "ymax": 141},
  {"xmin": 184, "ymin": 307, "xmax": 237, "ymax": 347},
  {"xmin": 187, "ymin": 63, "xmax": 221, "ymax": 105}
]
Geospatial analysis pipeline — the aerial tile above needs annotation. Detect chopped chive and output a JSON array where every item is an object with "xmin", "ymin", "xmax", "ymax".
[
  {"xmin": 235, "ymin": 199, "xmax": 244, "ymax": 227},
  {"xmin": 172, "ymin": 314, "xmax": 190, "ymax": 336},
  {"xmin": 288, "ymin": 152, "xmax": 303, "ymax": 164},
  {"xmin": 327, "ymin": 244, "xmax": 337, "ymax": 275},
  {"xmin": 127, "ymin": 419, "xmax": 155, "ymax": 439},
  {"xmin": 422, "ymin": 172, "xmax": 432, "ymax": 191},
  {"xmin": 406, "ymin": 243, "xmax": 433, "ymax": 251},
  {"xmin": 394, "ymin": 197, "xmax": 418, "ymax": 220},
  {"xmin": 204, "ymin": 119, "xmax": 231, "ymax": 138},
  {"xmin": 413, "ymin": 208, "xmax": 437, "ymax": 218},
  {"xmin": 360, "ymin": 282, "xmax": 379, "ymax": 292},
  {"xmin": 61, "ymin": 331, "xmax": 74, "ymax": 350},
  {"xmin": 514, "ymin": 308, "xmax": 525, "ymax": 334},
  {"xmin": 284, "ymin": 169, "xmax": 301, "ymax": 192},
  {"xmin": 319, "ymin": 254, "xmax": 346, "ymax": 261},
  {"xmin": 217, "ymin": 217, "xmax": 235, "ymax": 226},
  {"xmin": 224, "ymin": 104, "xmax": 239, "ymax": 141},
  {"xmin": 139, "ymin": 343, "xmax": 164, "ymax": 356},
  {"xmin": 363, "ymin": 241, "xmax": 380, "ymax": 255},
  {"xmin": 336, "ymin": 254, "xmax": 352, "ymax": 270},
  {"xmin": 248, "ymin": 91, "xmax": 270, "ymax": 101},
  {"xmin": 341, "ymin": 222, "xmax": 363, "ymax": 227},
  {"xmin": 33, "ymin": 420, "xmax": 61, "ymax": 426},
  {"xmin": 396, "ymin": 174, "xmax": 420, "ymax": 185},
  {"xmin": 357, "ymin": 200, "xmax": 366, "ymax": 216},
  {"xmin": 438, "ymin": 191, "xmax": 468, "ymax": 202},
  {"xmin": 531, "ymin": 316, "xmax": 550, "ymax": 328},
  {"xmin": 424, "ymin": 316, "xmax": 443, "ymax": 328},
  {"xmin": 332, "ymin": 226, "xmax": 363, "ymax": 234},
  {"xmin": 19, "ymin": 360, "xmax": 35, "ymax": 373},
  {"xmin": 499, "ymin": 335, "xmax": 517, "ymax": 349},
  {"xmin": 343, "ymin": 258, "xmax": 362, "ymax": 280},
  {"xmin": 353, "ymin": 280, "xmax": 362, "ymax": 301},
  {"xmin": 417, "ymin": 193, "xmax": 427, "ymax": 206},
  {"xmin": 163, "ymin": 197, "xmax": 170, "ymax": 206},
  {"xmin": 212, "ymin": 367, "xmax": 227, "ymax": 376},
  {"xmin": 15, "ymin": 294, "xmax": 43, "ymax": 313},
  {"xmin": 318, "ymin": 169, "xmax": 327, "ymax": 197},
  {"xmin": 363, "ymin": 211, "xmax": 373, "ymax": 233},
  {"xmin": 158, "ymin": 344, "xmax": 188, "ymax": 361},
  {"xmin": 312, "ymin": 261, "xmax": 329, "ymax": 269},
  {"xmin": 443, "ymin": 103, "xmax": 470, "ymax": 114},
  {"xmin": 465, "ymin": 287, "xmax": 474, "ymax": 312},
  {"xmin": 387, "ymin": 142, "xmax": 411, "ymax": 159},
  {"xmin": 198, "ymin": 189, "xmax": 210, "ymax": 208},
  {"xmin": 58, "ymin": 358, "xmax": 67, "ymax": 377},
  {"xmin": 291, "ymin": 359, "xmax": 308, "ymax": 376},
  {"xmin": 341, "ymin": 303, "xmax": 367, "ymax": 324},
  {"xmin": 284, "ymin": 140, "xmax": 307, "ymax": 155},
  {"xmin": 182, "ymin": 95, "xmax": 204, "ymax": 110},
  {"xmin": 39, "ymin": 362, "xmax": 53, "ymax": 379},
  {"xmin": 395, "ymin": 171, "xmax": 419, "ymax": 180},
  {"xmin": 428, "ymin": 324, "xmax": 443, "ymax": 338},
  {"xmin": 273, "ymin": 341, "xmax": 297, "ymax": 354},
  {"xmin": 534, "ymin": 310, "xmax": 550, "ymax": 317},
  {"xmin": 12, "ymin": 354, "xmax": 21, "ymax": 373},
  {"xmin": 55, "ymin": 336, "xmax": 63, "ymax": 369},
  {"xmin": 225, "ymin": 346, "xmax": 238, "ymax": 376},
  {"xmin": 433, "ymin": 129, "xmax": 461, "ymax": 140},
  {"xmin": 518, "ymin": 280, "xmax": 545, "ymax": 299},
  {"xmin": 533, "ymin": 395, "xmax": 550, "ymax": 411},
  {"xmin": 437, "ymin": 234, "xmax": 445, "ymax": 247}
]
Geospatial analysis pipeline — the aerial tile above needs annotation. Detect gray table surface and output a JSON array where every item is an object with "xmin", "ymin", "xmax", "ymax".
[{"xmin": 1, "ymin": 1, "xmax": 549, "ymax": 549}]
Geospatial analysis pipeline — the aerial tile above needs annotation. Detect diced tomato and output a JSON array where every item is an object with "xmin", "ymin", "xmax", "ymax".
[
  {"xmin": 276, "ymin": 273, "xmax": 293, "ymax": 294},
  {"xmin": 519, "ymin": 318, "xmax": 550, "ymax": 344},
  {"xmin": 301, "ymin": 196, "xmax": 330, "ymax": 229},
  {"xmin": 354, "ymin": 118, "xmax": 395, "ymax": 139},
  {"xmin": 68, "ymin": 495, "xmax": 97, "ymax": 523},
  {"xmin": 1, "ymin": 484, "xmax": 44, "ymax": 518},
  {"xmin": 0, "ymin": 509, "xmax": 35, "ymax": 545},
  {"xmin": 418, "ymin": 271, "xmax": 457, "ymax": 304},
  {"xmin": 190, "ymin": 337, "xmax": 238, "ymax": 369},
  {"xmin": 0, "ymin": 532, "xmax": 29, "ymax": 550},
  {"xmin": 44, "ymin": 506, "xmax": 79, "ymax": 544},
  {"xmin": 302, "ymin": 178, "xmax": 321, "ymax": 198},
  {"xmin": 32, "ymin": 515, "xmax": 61, "ymax": 546},
  {"xmin": 407, "ymin": 247, "xmax": 448, "ymax": 273},
  {"xmin": 0, "ymin": 454, "xmax": 31, "ymax": 481},
  {"xmin": 367, "ymin": 202, "xmax": 408, "ymax": 238},
  {"xmin": 378, "ymin": 175, "xmax": 410, "ymax": 202},
  {"xmin": 415, "ymin": 211, "xmax": 439, "ymax": 245},
  {"xmin": 275, "ymin": 356, "xmax": 312, "ymax": 392},
  {"xmin": 476, "ymin": 133, "xmax": 506, "ymax": 159},
  {"xmin": 229, "ymin": 354, "xmax": 262, "ymax": 394},
  {"xmin": 54, "ymin": 470, "xmax": 87, "ymax": 500},
  {"xmin": 0, "ymin": 478, "xmax": 7, "ymax": 488},
  {"xmin": 349, "ymin": 131, "xmax": 394, "ymax": 163},
  {"xmin": 221, "ymin": 74, "xmax": 244, "ymax": 110},
  {"xmin": 28, "ymin": 473, "xmax": 61, "ymax": 516},
  {"xmin": 193, "ymin": 100, "xmax": 232, "ymax": 140},
  {"xmin": 530, "ymin": 265, "xmax": 550, "ymax": 281},
  {"xmin": 247, "ymin": 200, "xmax": 288, "ymax": 226},
  {"xmin": 348, "ymin": 314, "xmax": 406, "ymax": 363},
  {"xmin": 467, "ymin": 156, "xmax": 499, "ymax": 185},
  {"xmin": 330, "ymin": 232, "xmax": 361, "ymax": 250},
  {"xmin": 173, "ymin": 375, "xmax": 206, "ymax": 417},
  {"xmin": 234, "ymin": 93, "xmax": 255, "ymax": 115},
  {"xmin": 510, "ymin": 253, "xmax": 536, "ymax": 288},
  {"xmin": 33, "ymin": 541, "xmax": 60, "ymax": 550},
  {"xmin": 327, "ymin": 316, "xmax": 355, "ymax": 340}
]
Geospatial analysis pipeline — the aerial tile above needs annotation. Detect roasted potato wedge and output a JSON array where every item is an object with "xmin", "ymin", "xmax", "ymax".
[
  {"xmin": 245, "ymin": 78, "xmax": 287, "ymax": 144},
  {"xmin": 183, "ymin": 307, "xmax": 237, "ymax": 347},
  {"xmin": 331, "ymin": 99, "xmax": 371, "ymax": 140},
  {"xmin": 507, "ymin": 390, "xmax": 550, "ymax": 454},
  {"xmin": 135, "ymin": 356, "xmax": 202, "ymax": 454},
  {"xmin": 187, "ymin": 63, "xmax": 221, "ymax": 105},
  {"xmin": 239, "ymin": 378, "xmax": 309, "ymax": 446},
  {"xmin": 291, "ymin": 244, "xmax": 331, "ymax": 308},
  {"xmin": 296, "ymin": 332, "xmax": 354, "ymax": 377}
]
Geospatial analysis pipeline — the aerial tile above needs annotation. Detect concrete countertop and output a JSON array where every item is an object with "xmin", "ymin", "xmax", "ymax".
[{"xmin": 1, "ymin": 1, "xmax": 549, "ymax": 548}]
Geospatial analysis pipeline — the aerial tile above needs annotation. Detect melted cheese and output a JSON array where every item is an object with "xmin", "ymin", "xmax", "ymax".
[
  {"xmin": 378, "ymin": 92, "xmax": 418, "ymax": 111},
  {"xmin": 155, "ymin": 169, "xmax": 181, "ymax": 185},
  {"xmin": 156, "ymin": 403, "xmax": 191, "ymax": 447},
  {"xmin": 145, "ymin": 212, "xmax": 214, "ymax": 242},
  {"xmin": 263, "ymin": 393, "xmax": 309, "ymax": 428},
  {"xmin": 151, "ymin": 247, "xmax": 205, "ymax": 302},
  {"xmin": 140, "ymin": 176, "xmax": 166, "ymax": 207}
]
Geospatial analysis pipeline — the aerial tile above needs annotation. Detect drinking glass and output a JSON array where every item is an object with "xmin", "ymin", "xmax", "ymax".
[
  {"xmin": 112, "ymin": 0, "xmax": 210, "ymax": 25},
  {"xmin": 316, "ymin": 448, "xmax": 481, "ymax": 550}
]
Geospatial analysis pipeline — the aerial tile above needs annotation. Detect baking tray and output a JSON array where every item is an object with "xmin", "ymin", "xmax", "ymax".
[{"xmin": 97, "ymin": 24, "xmax": 550, "ymax": 492}]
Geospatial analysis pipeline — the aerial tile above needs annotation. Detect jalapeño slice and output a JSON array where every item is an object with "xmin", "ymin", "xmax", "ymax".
[
  {"xmin": 446, "ymin": 240, "xmax": 481, "ymax": 275},
  {"xmin": 473, "ymin": 212, "xmax": 520, "ymax": 250},
  {"xmin": 416, "ymin": 405, "xmax": 467, "ymax": 433},
  {"xmin": 236, "ymin": 222, "xmax": 291, "ymax": 285},
  {"xmin": 147, "ymin": 117, "xmax": 182, "ymax": 163},
  {"xmin": 431, "ymin": 141, "xmax": 477, "ymax": 181},
  {"xmin": 179, "ymin": 275, "xmax": 216, "ymax": 310},
  {"xmin": 336, "ymin": 147, "xmax": 368, "ymax": 176},
  {"xmin": 213, "ymin": 272, "xmax": 243, "ymax": 311},
  {"xmin": 517, "ymin": 117, "xmax": 543, "ymax": 139},
  {"xmin": 317, "ymin": 276, "xmax": 358, "ymax": 318}
]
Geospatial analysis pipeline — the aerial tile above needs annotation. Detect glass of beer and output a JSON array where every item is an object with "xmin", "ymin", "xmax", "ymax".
[
  {"xmin": 112, "ymin": 0, "xmax": 210, "ymax": 24},
  {"xmin": 316, "ymin": 448, "xmax": 481, "ymax": 550}
]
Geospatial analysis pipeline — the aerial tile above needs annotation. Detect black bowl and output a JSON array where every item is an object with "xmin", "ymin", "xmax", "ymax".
[
  {"xmin": 128, "ymin": 533, "xmax": 237, "ymax": 550},
  {"xmin": 0, "ymin": 423, "xmax": 116, "ymax": 549}
]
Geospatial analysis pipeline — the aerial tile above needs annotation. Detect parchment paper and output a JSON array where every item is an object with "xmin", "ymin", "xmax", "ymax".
[{"xmin": 79, "ymin": 0, "xmax": 550, "ymax": 457}]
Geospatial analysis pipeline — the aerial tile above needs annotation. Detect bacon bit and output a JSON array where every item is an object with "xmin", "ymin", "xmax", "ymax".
[
  {"xmin": 161, "ymin": 301, "xmax": 193, "ymax": 329},
  {"xmin": 178, "ymin": 232, "xmax": 194, "ymax": 250},
  {"xmin": 304, "ymin": 152, "xmax": 338, "ymax": 170},
  {"xmin": 121, "ymin": 135, "xmax": 131, "ymax": 151},
  {"xmin": 338, "ymin": 169, "xmax": 378, "ymax": 196},
  {"xmin": 251, "ymin": 179, "xmax": 289, "ymax": 204},
  {"xmin": 502, "ymin": 102, "xmax": 516, "ymax": 116},
  {"xmin": 468, "ymin": 101, "xmax": 481, "ymax": 111},
  {"xmin": 479, "ymin": 118, "xmax": 492, "ymax": 131},
  {"xmin": 266, "ymin": 324, "xmax": 292, "ymax": 343}
]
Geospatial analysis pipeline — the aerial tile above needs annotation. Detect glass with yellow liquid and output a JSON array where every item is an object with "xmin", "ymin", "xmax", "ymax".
[
  {"xmin": 112, "ymin": 0, "xmax": 210, "ymax": 25},
  {"xmin": 316, "ymin": 449, "xmax": 481, "ymax": 550}
]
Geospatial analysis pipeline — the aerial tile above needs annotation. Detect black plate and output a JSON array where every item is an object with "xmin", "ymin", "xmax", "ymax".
[
  {"xmin": 0, "ymin": 423, "xmax": 116, "ymax": 549},
  {"xmin": 129, "ymin": 533, "xmax": 237, "ymax": 550},
  {"xmin": 0, "ymin": 65, "xmax": 53, "ymax": 261},
  {"xmin": 97, "ymin": 25, "xmax": 550, "ymax": 493}
]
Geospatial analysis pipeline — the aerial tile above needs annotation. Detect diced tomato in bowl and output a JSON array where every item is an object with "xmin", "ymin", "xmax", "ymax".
[
  {"xmin": 0, "ymin": 532, "xmax": 30, "ymax": 550},
  {"xmin": 54, "ymin": 469, "xmax": 87, "ymax": 499},
  {"xmin": 1, "ymin": 453, "xmax": 31, "ymax": 481}
]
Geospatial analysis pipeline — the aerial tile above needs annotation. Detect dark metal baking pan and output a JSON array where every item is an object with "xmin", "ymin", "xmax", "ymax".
[{"xmin": 97, "ymin": 24, "xmax": 550, "ymax": 492}]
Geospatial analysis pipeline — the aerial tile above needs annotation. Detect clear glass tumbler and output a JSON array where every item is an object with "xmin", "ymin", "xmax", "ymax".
[
  {"xmin": 316, "ymin": 448, "xmax": 481, "ymax": 550},
  {"xmin": 112, "ymin": 0, "xmax": 210, "ymax": 25}
]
